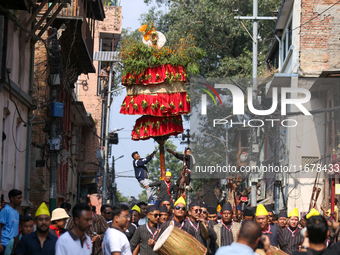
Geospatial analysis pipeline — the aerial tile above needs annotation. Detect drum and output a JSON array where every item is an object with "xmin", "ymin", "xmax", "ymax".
[
  {"xmin": 255, "ymin": 247, "xmax": 289, "ymax": 255},
  {"xmin": 153, "ymin": 225, "xmax": 207, "ymax": 255}
]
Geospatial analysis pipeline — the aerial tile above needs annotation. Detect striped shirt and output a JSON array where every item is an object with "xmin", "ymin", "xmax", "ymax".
[
  {"xmin": 220, "ymin": 222, "xmax": 234, "ymax": 246},
  {"xmin": 278, "ymin": 226, "xmax": 303, "ymax": 254},
  {"xmin": 182, "ymin": 218, "xmax": 217, "ymax": 247},
  {"xmin": 130, "ymin": 224, "xmax": 159, "ymax": 255}
]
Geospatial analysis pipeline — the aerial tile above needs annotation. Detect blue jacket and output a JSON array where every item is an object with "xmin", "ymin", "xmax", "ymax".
[{"xmin": 133, "ymin": 155, "xmax": 152, "ymax": 181}]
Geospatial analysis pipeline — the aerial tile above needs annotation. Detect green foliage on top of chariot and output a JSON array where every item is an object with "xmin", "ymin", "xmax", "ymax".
[{"xmin": 120, "ymin": 32, "xmax": 205, "ymax": 77}]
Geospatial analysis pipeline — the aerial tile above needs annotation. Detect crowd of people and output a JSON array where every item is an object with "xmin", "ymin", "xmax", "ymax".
[{"xmin": 1, "ymin": 151, "xmax": 340, "ymax": 255}]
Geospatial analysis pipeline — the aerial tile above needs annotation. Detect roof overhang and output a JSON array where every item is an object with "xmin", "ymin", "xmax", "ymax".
[
  {"xmin": 274, "ymin": 0, "xmax": 294, "ymax": 32},
  {"xmin": 266, "ymin": 73, "xmax": 299, "ymax": 98},
  {"xmin": 71, "ymin": 101, "xmax": 95, "ymax": 128},
  {"xmin": 89, "ymin": 0, "xmax": 105, "ymax": 21},
  {"xmin": 310, "ymin": 70, "xmax": 340, "ymax": 94}
]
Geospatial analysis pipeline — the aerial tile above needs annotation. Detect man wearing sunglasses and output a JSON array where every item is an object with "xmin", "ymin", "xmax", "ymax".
[
  {"xmin": 214, "ymin": 203, "xmax": 242, "ymax": 248},
  {"xmin": 182, "ymin": 201, "xmax": 217, "ymax": 248},
  {"xmin": 130, "ymin": 205, "xmax": 160, "ymax": 255},
  {"xmin": 158, "ymin": 197, "xmax": 187, "ymax": 235},
  {"xmin": 101, "ymin": 205, "xmax": 112, "ymax": 226}
]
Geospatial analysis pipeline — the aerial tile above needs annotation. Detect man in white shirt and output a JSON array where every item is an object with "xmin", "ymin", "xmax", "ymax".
[
  {"xmin": 103, "ymin": 204, "xmax": 132, "ymax": 255},
  {"xmin": 55, "ymin": 203, "xmax": 93, "ymax": 255}
]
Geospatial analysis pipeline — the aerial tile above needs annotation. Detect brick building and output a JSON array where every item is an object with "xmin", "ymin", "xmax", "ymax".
[
  {"xmin": 263, "ymin": 0, "xmax": 340, "ymax": 214},
  {"xmin": 77, "ymin": 5, "xmax": 122, "ymax": 211},
  {"xmin": 28, "ymin": 0, "xmax": 105, "ymax": 212},
  {"xmin": 0, "ymin": 0, "xmax": 69, "ymax": 213}
]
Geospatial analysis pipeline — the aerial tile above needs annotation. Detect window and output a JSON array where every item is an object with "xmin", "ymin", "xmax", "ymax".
[
  {"xmin": 301, "ymin": 156, "xmax": 319, "ymax": 169},
  {"xmin": 282, "ymin": 18, "xmax": 293, "ymax": 63}
]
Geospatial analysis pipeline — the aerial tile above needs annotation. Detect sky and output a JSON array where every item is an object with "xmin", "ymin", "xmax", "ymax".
[{"xmin": 109, "ymin": 0, "xmax": 190, "ymax": 199}]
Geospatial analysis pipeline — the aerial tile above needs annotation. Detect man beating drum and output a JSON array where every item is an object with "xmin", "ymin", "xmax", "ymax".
[
  {"xmin": 182, "ymin": 201, "xmax": 217, "ymax": 248},
  {"xmin": 159, "ymin": 197, "xmax": 187, "ymax": 232}
]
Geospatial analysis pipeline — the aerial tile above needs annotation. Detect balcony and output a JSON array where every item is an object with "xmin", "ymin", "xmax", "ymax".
[
  {"xmin": 39, "ymin": 0, "xmax": 104, "ymax": 20},
  {"xmin": 36, "ymin": 0, "xmax": 105, "ymax": 79},
  {"xmin": 1, "ymin": 0, "xmax": 34, "ymax": 10}
]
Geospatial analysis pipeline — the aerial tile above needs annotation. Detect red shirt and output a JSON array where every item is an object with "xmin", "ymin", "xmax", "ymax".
[{"xmin": 49, "ymin": 225, "xmax": 61, "ymax": 238}]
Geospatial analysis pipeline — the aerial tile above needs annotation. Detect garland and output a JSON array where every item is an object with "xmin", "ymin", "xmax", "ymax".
[{"xmin": 120, "ymin": 33, "xmax": 205, "ymax": 77}]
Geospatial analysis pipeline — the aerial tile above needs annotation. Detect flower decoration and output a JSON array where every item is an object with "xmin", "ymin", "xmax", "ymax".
[{"xmin": 138, "ymin": 21, "xmax": 156, "ymax": 41}]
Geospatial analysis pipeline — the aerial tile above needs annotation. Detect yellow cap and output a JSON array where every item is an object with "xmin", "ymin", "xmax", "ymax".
[
  {"xmin": 35, "ymin": 202, "xmax": 50, "ymax": 217},
  {"xmin": 174, "ymin": 197, "xmax": 186, "ymax": 206},
  {"xmin": 131, "ymin": 205, "xmax": 141, "ymax": 214},
  {"xmin": 289, "ymin": 208, "xmax": 299, "ymax": 218},
  {"xmin": 217, "ymin": 204, "xmax": 221, "ymax": 212},
  {"xmin": 256, "ymin": 204, "xmax": 268, "ymax": 216},
  {"xmin": 306, "ymin": 208, "xmax": 319, "ymax": 219},
  {"xmin": 165, "ymin": 171, "xmax": 171, "ymax": 177}
]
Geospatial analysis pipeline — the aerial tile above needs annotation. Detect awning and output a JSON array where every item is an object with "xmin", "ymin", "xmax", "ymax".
[
  {"xmin": 274, "ymin": 0, "xmax": 294, "ymax": 32},
  {"xmin": 309, "ymin": 70, "xmax": 340, "ymax": 93},
  {"xmin": 71, "ymin": 101, "xmax": 95, "ymax": 128},
  {"xmin": 266, "ymin": 73, "xmax": 299, "ymax": 98}
]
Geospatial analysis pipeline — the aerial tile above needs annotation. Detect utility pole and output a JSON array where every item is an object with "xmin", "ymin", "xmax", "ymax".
[
  {"xmin": 234, "ymin": 1, "xmax": 277, "ymax": 207},
  {"xmin": 102, "ymin": 62, "xmax": 114, "ymax": 205},
  {"xmin": 48, "ymin": 28, "xmax": 61, "ymax": 211},
  {"xmin": 111, "ymin": 156, "xmax": 116, "ymax": 206}
]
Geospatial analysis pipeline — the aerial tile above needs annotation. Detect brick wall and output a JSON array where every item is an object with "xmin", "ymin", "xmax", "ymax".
[
  {"xmin": 300, "ymin": 0, "xmax": 340, "ymax": 76},
  {"xmin": 30, "ymin": 38, "xmax": 50, "ymax": 212}
]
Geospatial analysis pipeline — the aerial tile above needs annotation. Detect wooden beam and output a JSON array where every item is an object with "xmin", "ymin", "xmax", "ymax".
[
  {"xmin": 29, "ymin": 0, "xmax": 58, "ymax": 34},
  {"xmin": 37, "ymin": 3, "xmax": 65, "ymax": 37},
  {"xmin": 22, "ymin": 0, "xmax": 48, "ymax": 27}
]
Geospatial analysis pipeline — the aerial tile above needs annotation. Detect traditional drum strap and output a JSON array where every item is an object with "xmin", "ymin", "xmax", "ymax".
[
  {"xmin": 262, "ymin": 224, "xmax": 272, "ymax": 235},
  {"xmin": 172, "ymin": 219, "xmax": 184, "ymax": 229},
  {"xmin": 188, "ymin": 219, "xmax": 199, "ymax": 232},
  {"xmin": 164, "ymin": 180, "xmax": 171, "ymax": 198},
  {"xmin": 147, "ymin": 224, "xmax": 159, "ymax": 239},
  {"xmin": 222, "ymin": 221, "xmax": 234, "ymax": 232},
  {"xmin": 286, "ymin": 226, "xmax": 299, "ymax": 237}
]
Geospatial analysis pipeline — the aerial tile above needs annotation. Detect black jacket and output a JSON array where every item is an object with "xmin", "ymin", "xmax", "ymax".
[{"xmin": 149, "ymin": 180, "xmax": 177, "ymax": 200}]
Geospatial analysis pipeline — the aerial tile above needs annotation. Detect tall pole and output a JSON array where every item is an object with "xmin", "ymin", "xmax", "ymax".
[
  {"xmin": 234, "ymin": 1, "xmax": 276, "ymax": 208},
  {"xmin": 49, "ymin": 28, "xmax": 60, "ymax": 211},
  {"xmin": 274, "ymin": 121, "xmax": 280, "ymax": 213},
  {"xmin": 102, "ymin": 62, "xmax": 113, "ymax": 205},
  {"xmin": 253, "ymin": 0, "xmax": 258, "ymax": 89},
  {"xmin": 112, "ymin": 156, "xmax": 116, "ymax": 206}
]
